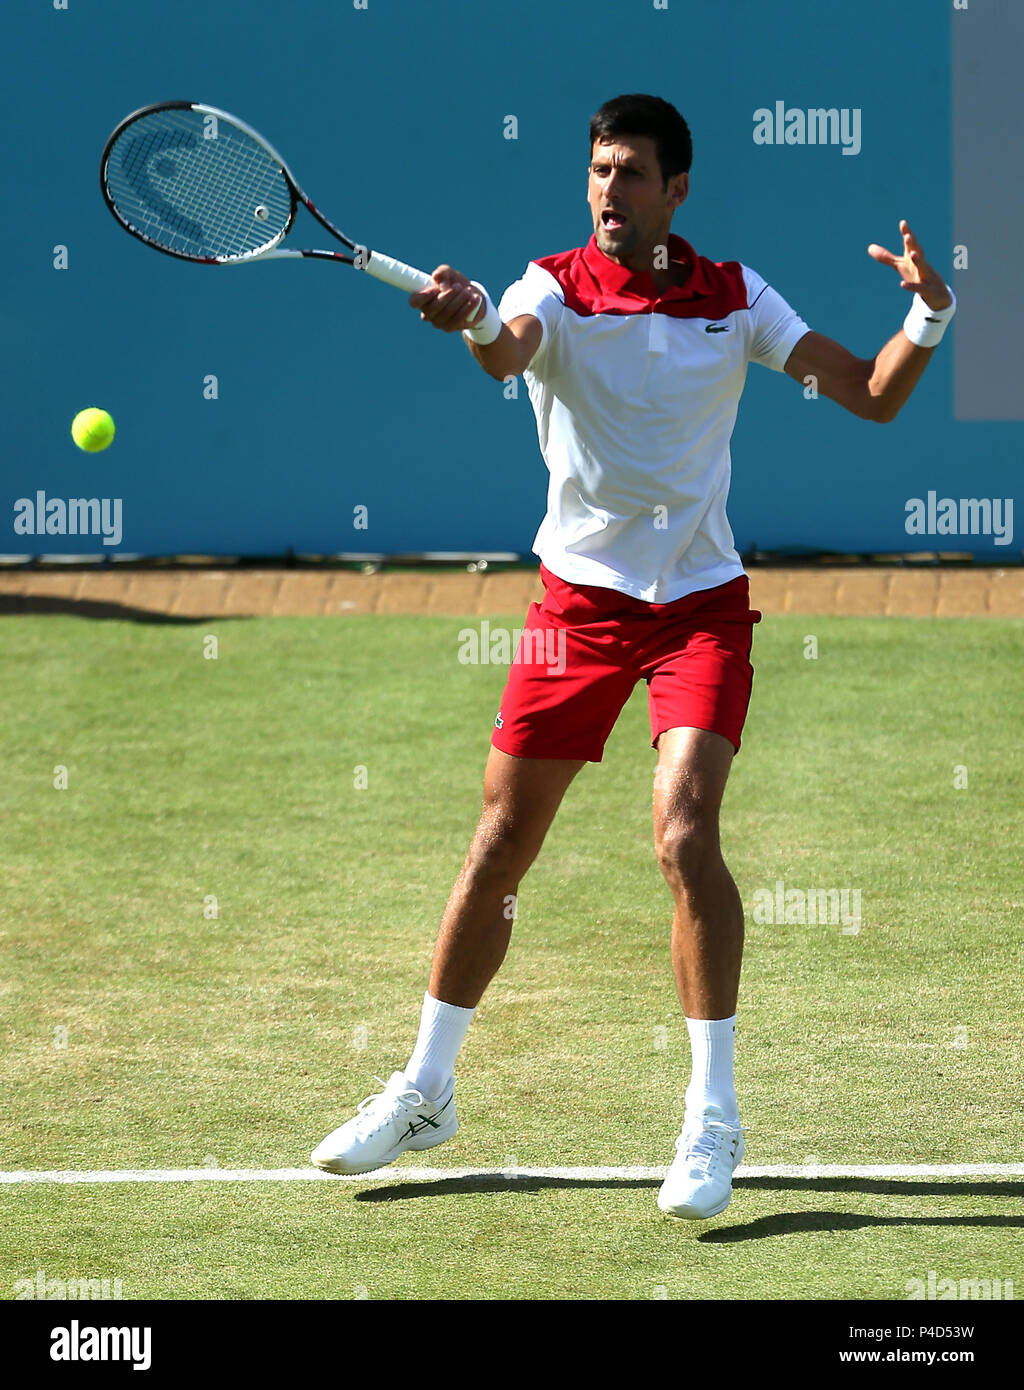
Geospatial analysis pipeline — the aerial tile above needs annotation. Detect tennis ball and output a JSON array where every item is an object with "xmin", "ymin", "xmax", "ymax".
[{"xmin": 71, "ymin": 407, "xmax": 116, "ymax": 453}]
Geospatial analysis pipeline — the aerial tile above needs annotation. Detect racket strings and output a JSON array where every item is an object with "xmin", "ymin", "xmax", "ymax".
[{"xmin": 104, "ymin": 108, "xmax": 293, "ymax": 261}]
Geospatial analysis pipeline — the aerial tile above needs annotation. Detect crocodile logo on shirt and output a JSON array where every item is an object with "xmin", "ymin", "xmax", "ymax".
[{"xmin": 705, "ymin": 324, "xmax": 731, "ymax": 334}]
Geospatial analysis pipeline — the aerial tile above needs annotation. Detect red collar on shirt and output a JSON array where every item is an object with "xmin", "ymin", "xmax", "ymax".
[
  {"xmin": 581, "ymin": 232, "xmax": 712, "ymax": 301},
  {"xmin": 535, "ymin": 233, "xmax": 749, "ymax": 320}
]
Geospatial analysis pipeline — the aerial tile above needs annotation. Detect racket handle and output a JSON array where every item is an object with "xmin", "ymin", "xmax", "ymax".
[{"xmin": 363, "ymin": 250, "xmax": 433, "ymax": 292}]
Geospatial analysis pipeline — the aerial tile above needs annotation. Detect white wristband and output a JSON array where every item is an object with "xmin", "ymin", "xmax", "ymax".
[
  {"xmin": 903, "ymin": 285, "xmax": 956, "ymax": 348},
  {"xmin": 462, "ymin": 282, "xmax": 503, "ymax": 345}
]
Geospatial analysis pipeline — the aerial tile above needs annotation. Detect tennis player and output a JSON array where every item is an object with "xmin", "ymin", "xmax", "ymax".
[{"xmin": 312, "ymin": 94, "xmax": 955, "ymax": 1218}]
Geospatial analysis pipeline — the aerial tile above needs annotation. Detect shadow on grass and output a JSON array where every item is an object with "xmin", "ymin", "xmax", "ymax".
[
  {"xmin": 698, "ymin": 1176, "xmax": 1024, "ymax": 1240},
  {"xmin": 740, "ymin": 1177, "xmax": 1024, "ymax": 1199},
  {"xmin": 355, "ymin": 1174, "xmax": 654, "ymax": 1202},
  {"xmin": 354, "ymin": 1174, "xmax": 1024, "ymax": 1241},
  {"xmin": 0, "ymin": 595, "xmax": 249, "ymax": 624},
  {"xmin": 702, "ymin": 1210, "xmax": 1024, "ymax": 1242}
]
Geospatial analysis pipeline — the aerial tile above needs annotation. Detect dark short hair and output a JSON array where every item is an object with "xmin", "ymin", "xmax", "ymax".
[{"xmin": 589, "ymin": 94, "xmax": 693, "ymax": 185}]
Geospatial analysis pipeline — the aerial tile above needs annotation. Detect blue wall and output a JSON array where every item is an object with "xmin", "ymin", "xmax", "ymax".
[{"xmin": 2, "ymin": 0, "xmax": 1019, "ymax": 559}]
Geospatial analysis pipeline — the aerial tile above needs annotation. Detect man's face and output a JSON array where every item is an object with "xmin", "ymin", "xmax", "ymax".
[{"xmin": 587, "ymin": 135, "xmax": 688, "ymax": 264}]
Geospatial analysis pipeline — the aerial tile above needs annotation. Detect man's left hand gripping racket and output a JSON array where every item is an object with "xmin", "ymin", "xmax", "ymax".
[{"xmin": 99, "ymin": 101, "xmax": 433, "ymax": 292}]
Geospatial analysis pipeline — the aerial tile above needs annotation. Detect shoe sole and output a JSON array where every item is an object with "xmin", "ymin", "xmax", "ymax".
[
  {"xmin": 657, "ymin": 1190, "xmax": 733, "ymax": 1220},
  {"xmin": 311, "ymin": 1122, "xmax": 457, "ymax": 1176}
]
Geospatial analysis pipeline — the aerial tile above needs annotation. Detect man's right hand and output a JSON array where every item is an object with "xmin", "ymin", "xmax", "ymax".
[{"xmin": 409, "ymin": 265, "xmax": 485, "ymax": 332}]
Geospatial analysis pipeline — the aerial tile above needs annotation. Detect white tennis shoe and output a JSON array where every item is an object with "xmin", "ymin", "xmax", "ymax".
[
  {"xmin": 657, "ymin": 1105, "xmax": 745, "ymax": 1219},
  {"xmin": 311, "ymin": 1070, "xmax": 457, "ymax": 1175}
]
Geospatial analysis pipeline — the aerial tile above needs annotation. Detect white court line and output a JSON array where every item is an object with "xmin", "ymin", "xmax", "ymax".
[{"xmin": 1, "ymin": 1164, "xmax": 1022, "ymax": 1186}]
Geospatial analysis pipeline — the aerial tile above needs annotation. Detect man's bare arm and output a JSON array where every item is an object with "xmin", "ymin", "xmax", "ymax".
[
  {"xmin": 783, "ymin": 219, "xmax": 954, "ymax": 424},
  {"xmin": 464, "ymin": 315, "xmax": 542, "ymax": 380},
  {"xmin": 409, "ymin": 265, "xmax": 542, "ymax": 379},
  {"xmin": 783, "ymin": 328, "xmax": 937, "ymax": 423}
]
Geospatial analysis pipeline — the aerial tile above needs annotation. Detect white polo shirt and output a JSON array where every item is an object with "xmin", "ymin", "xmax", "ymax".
[{"xmin": 497, "ymin": 233, "xmax": 811, "ymax": 603}]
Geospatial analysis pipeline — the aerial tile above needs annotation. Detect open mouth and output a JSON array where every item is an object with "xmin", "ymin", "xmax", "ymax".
[{"xmin": 601, "ymin": 209, "xmax": 627, "ymax": 230}]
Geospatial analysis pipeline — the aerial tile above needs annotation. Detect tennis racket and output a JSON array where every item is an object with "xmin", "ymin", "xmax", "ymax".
[{"xmin": 99, "ymin": 101, "xmax": 433, "ymax": 292}]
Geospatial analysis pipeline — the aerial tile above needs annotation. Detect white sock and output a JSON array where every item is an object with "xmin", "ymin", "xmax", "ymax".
[
  {"xmin": 684, "ymin": 1015, "xmax": 739, "ymax": 1123},
  {"xmin": 404, "ymin": 992, "xmax": 475, "ymax": 1100}
]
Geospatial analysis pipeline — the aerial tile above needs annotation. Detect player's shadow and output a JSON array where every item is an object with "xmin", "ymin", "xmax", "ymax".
[
  {"xmin": 354, "ymin": 1174, "xmax": 654, "ymax": 1202},
  {"xmin": 354, "ymin": 1174, "xmax": 1024, "ymax": 1240},
  {"xmin": 702, "ymin": 1210, "xmax": 1024, "ymax": 1242},
  {"xmin": 700, "ymin": 1176, "xmax": 1024, "ymax": 1241},
  {"xmin": 0, "ymin": 594, "xmax": 248, "ymax": 623},
  {"xmin": 740, "ymin": 1177, "xmax": 1024, "ymax": 1200}
]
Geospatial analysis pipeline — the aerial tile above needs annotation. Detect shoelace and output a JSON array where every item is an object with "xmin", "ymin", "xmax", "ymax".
[
  {"xmin": 677, "ymin": 1118, "xmax": 748, "ymax": 1177},
  {"xmin": 353, "ymin": 1076, "xmax": 425, "ymax": 1134}
]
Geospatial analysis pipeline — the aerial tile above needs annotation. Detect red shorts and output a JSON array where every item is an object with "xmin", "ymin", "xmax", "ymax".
[{"xmin": 490, "ymin": 564, "xmax": 762, "ymax": 762}]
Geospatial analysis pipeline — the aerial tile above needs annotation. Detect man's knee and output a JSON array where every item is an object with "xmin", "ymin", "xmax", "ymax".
[
  {"xmin": 655, "ymin": 810, "xmax": 721, "ymax": 887},
  {"xmin": 465, "ymin": 810, "xmax": 542, "ymax": 885}
]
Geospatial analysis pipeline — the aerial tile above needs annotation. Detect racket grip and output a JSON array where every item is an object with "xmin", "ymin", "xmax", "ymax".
[{"xmin": 362, "ymin": 250, "xmax": 433, "ymax": 293}]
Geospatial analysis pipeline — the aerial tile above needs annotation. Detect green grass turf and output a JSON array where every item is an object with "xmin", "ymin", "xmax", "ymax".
[{"xmin": 1, "ymin": 610, "xmax": 1022, "ymax": 1300}]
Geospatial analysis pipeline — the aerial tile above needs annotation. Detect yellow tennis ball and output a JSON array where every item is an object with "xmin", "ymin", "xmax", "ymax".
[{"xmin": 71, "ymin": 407, "xmax": 116, "ymax": 453}]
